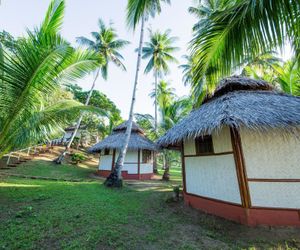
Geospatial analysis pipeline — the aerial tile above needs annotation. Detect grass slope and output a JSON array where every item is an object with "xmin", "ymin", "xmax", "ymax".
[{"xmin": 2, "ymin": 160, "xmax": 95, "ymax": 180}]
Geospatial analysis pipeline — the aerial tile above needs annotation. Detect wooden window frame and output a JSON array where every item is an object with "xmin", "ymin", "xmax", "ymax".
[
  {"xmin": 142, "ymin": 150, "xmax": 152, "ymax": 163},
  {"xmin": 195, "ymin": 135, "xmax": 214, "ymax": 155}
]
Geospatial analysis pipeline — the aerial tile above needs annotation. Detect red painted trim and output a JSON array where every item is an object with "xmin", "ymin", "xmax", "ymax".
[
  {"xmin": 184, "ymin": 191, "xmax": 242, "ymax": 207},
  {"xmin": 184, "ymin": 193, "xmax": 300, "ymax": 226},
  {"xmin": 248, "ymin": 178, "xmax": 300, "ymax": 182},
  {"xmin": 96, "ymin": 170, "xmax": 153, "ymax": 180}
]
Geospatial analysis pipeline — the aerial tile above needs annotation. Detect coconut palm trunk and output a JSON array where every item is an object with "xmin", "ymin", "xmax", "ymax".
[
  {"xmin": 153, "ymin": 70, "xmax": 159, "ymax": 173},
  {"xmin": 154, "ymin": 70, "xmax": 158, "ymax": 132},
  {"xmin": 105, "ymin": 15, "xmax": 145, "ymax": 187},
  {"xmin": 54, "ymin": 68, "xmax": 100, "ymax": 164}
]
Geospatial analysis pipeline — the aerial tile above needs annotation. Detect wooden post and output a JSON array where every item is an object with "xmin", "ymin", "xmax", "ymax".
[
  {"xmin": 138, "ymin": 149, "xmax": 141, "ymax": 180},
  {"xmin": 181, "ymin": 141, "xmax": 187, "ymax": 193},
  {"xmin": 230, "ymin": 127, "xmax": 251, "ymax": 208},
  {"xmin": 27, "ymin": 147, "xmax": 31, "ymax": 156}
]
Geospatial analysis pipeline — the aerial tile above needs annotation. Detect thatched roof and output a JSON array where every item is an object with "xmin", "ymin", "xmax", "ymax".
[
  {"xmin": 89, "ymin": 121, "xmax": 158, "ymax": 153},
  {"xmin": 113, "ymin": 121, "xmax": 144, "ymax": 134},
  {"xmin": 157, "ymin": 76, "xmax": 300, "ymax": 147}
]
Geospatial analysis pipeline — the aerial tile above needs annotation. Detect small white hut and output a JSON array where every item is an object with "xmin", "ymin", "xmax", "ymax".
[
  {"xmin": 62, "ymin": 125, "xmax": 87, "ymax": 144},
  {"xmin": 89, "ymin": 121, "xmax": 158, "ymax": 180},
  {"xmin": 158, "ymin": 77, "xmax": 300, "ymax": 226}
]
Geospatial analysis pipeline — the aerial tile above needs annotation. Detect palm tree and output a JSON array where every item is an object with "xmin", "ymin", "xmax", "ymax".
[
  {"xmin": 55, "ymin": 19, "xmax": 129, "ymax": 163},
  {"xmin": 0, "ymin": 0, "xmax": 104, "ymax": 157},
  {"xmin": 179, "ymin": 55, "xmax": 207, "ymax": 108},
  {"xmin": 142, "ymin": 29, "xmax": 178, "ymax": 132},
  {"xmin": 190, "ymin": 0, "xmax": 300, "ymax": 97},
  {"xmin": 137, "ymin": 80, "xmax": 192, "ymax": 180},
  {"xmin": 104, "ymin": 0, "xmax": 171, "ymax": 187}
]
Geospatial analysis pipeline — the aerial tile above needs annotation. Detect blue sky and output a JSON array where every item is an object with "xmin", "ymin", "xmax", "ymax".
[{"xmin": 0, "ymin": 0, "xmax": 197, "ymax": 118}]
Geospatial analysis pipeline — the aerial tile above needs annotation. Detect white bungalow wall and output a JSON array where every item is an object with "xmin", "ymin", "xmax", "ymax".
[
  {"xmin": 99, "ymin": 149, "xmax": 113, "ymax": 170},
  {"xmin": 184, "ymin": 126, "xmax": 242, "ymax": 204},
  {"xmin": 139, "ymin": 151, "xmax": 154, "ymax": 174},
  {"xmin": 99, "ymin": 150, "xmax": 154, "ymax": 174},
  {"xmin": 240, "ymin": 128, "xmax": 300, "ymax": 209}
]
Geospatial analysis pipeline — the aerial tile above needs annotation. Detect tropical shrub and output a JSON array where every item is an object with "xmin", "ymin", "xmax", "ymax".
[{"xmin": 71, "ymin": 152, "xmax": 87, "ymax": 164}]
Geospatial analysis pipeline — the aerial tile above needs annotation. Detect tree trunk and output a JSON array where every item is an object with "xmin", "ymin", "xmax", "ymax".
[
  {"xmin": 105, "ymin": 15, "xmax": 146, "ymax": 187},
  {"xmin": 54, "ymin": 68, "xmax": 101, "ymax": 164},
  {"xmin": 153, "ymin": 71, "xmax": 159, "ymax": 174},
  {"xmin": 154, "ymin": 70, "xmax": 158, "ymax": 132}
]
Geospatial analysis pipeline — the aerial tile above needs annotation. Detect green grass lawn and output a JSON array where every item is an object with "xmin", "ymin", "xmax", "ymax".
[{"xmin": 1, "ymin": 161, "xmax": 300, "ymax": 250}]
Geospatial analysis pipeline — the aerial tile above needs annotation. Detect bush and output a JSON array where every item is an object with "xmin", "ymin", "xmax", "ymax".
[{"xmin": 71, "ymin": 153, "xmax": 87, "ymax": 164}]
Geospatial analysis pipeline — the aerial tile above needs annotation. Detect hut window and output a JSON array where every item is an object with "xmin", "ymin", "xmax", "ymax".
[
  {"xmin": 195, "ymin": 135, "xmax": 214, "ymax": 155},
  {"xmin": 104, "ymin": 149, "xmax": 110, "ymax": 155},
  {"xmin": 142, "ymin": 150, "xmax": 152, "ymax": 163}
]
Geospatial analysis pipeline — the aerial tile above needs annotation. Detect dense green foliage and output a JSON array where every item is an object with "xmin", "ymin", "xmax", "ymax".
[
  {"xmin": 188, "ymin": 0, "xmax": 300, "ymax": 106},
  {"xmin": 243, "ymin": 55, "xmax": 300, "ymax": 96},
  {"xmin": 0, "ymin": 0, "xmax": 105, "ymax": 156},
  {"xmin": 66, "ymin": 83, "xmax": 123, "ymax": 140}
]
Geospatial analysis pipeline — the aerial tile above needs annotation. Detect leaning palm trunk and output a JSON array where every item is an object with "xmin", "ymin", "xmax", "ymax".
[
  {"xmin": 54, "ymin": 68, "xmax": 101, "ymax": 164},
  {"xmin": 105, "ymin": 15, "xmax": 145, "ymax": 187}
]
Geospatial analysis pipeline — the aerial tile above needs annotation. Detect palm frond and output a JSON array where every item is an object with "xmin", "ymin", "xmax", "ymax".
[
  {"xmin": 126, "ymin": 0, "xmax": 171, "ymax": 29},
  {"xmin": 40, "ymin": 0, "xmax": 65, "ymax": 35},
  {"xmin": 191, "ymin": 0, "xmax": 300, "ymax": 87}
]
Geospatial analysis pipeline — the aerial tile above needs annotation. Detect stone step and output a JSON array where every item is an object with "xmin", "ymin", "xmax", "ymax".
[{"xmin": 7, "ymin": 164, "xmax": 17, "ymax": 167}]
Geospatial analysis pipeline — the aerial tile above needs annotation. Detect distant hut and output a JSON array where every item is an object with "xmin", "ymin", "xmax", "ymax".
[
  {"xmin": 89, "ymin": 121, "xmax": 158, "ymax": 180},
  {"xmin": 62, "ymin": 125, "xmax": 87, "ymax": 144},
  {"xmin": 157, "ymin": 76, "xmax": 300, "ymax": 226}
]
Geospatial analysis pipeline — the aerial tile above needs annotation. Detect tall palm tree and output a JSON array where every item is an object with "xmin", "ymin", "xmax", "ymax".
[
  {"xmin": 0, "ymin": 0, "xmax": 104, "ymax": 157},
  {"xmin": 149, "ymin": 80, "xmax": 175, "ymax": 111},
  {"xmin": 190, "ymin": 0, "xmax": 300, "ymax": 98},
  {"xmin": 142, "ymin": 29, "xmax": 178, "ymax": 132},
  {"xmin": 55, "ymin": 19, "xmax": 129, "ymax": 163},
  {"xmin": 137, "ymin": 80, "xmax": 192, "ymax": 180},
  {"xmin": 179, "ymin": 55, "xmax": 207, "ymax": 108},
  {"xmin": 105, "ymin": 0, "xmax": 171, "ymax": 187}
]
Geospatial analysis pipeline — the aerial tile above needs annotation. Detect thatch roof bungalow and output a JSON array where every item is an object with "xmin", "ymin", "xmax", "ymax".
[
  {"xmin": 62, "ymin": 125, "xmax": 87, "ymax": 144},
  {"xmin": 157, "ymin": 76, "xmax": 300, "ymax": 226},
  {"xmin": 89, "ymin": 121, "xmax": 158, "ymax": 180}
]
